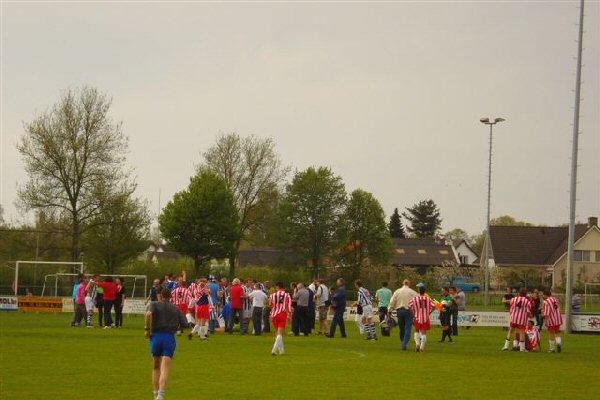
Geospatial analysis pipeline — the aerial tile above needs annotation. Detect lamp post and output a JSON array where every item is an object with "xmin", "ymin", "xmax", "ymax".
[{"xmin": 480, "ymin": 117, "xmax": 505, "ymax": 306}]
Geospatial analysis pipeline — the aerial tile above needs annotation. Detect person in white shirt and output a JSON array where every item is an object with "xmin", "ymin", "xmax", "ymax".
[
  {"xmin": 248, "ymin": 284, "xmax": 268, "ymax": 335},
  {"xmin": 315, "ymin": 279, "xmax": 330, "ymax": 335},
  {"xmin": 388, "ymin": 279, "xmax": 418, "ymax": 351}
]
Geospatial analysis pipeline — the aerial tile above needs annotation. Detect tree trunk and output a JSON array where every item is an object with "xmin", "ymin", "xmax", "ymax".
[
  {"xmin": 228, "ymin": 241, "xmax": 240, "ymax": 280},
  {"xmin": 71, "ymin": 214, "xmax": 80, "ymax": 272}
]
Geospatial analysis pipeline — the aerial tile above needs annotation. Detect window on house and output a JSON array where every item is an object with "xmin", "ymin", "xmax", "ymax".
[
  {"xmin": 439, "ymin": 250, "xmax": 449, "ymax": 255},
  {"xmin": 417, "ymin": 249, "xmax": 427, "ymax": 254},
  {"xmin": 574, "ymin": 250, "xmax": 591, "ymax": 262},
  {"xmin": 396, "ymin": 249, "xmax": 405, "ymax": 254},
  {"xmin": 459, "ymin": 255, "xmax": 469, "ymax": 265},
  {"xmin": 596, "ymin": 251, "xmax": 600, "ymax": 262}
]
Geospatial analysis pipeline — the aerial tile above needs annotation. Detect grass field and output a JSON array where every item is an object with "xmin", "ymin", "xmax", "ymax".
[{"xmin": 1, "ymin": 312, "xmax": 600, "ymax": 400}]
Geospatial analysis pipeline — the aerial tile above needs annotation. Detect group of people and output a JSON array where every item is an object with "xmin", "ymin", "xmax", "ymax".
[
  {"xmin": 502, "ymin": 287, "xmax": 564, "ymax": 353},
  {"xmin": 70, "ymin": 274, "xmax": 126, "ymax": 329},
  {"xmin": 95, "ymin": 272, "xmax": 563, "ymax": 400}
]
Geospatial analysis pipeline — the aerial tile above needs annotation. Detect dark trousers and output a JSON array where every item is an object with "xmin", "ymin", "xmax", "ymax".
[
  {"xmin": 378, "ymin": 306, "xmax": 390, "ymax": 336},
  {"xmin": 451, "ymin": 308, "xmax": 459, "ymax": 336},
  {"xmin": 294, "ymin": 306, "xmax": 309, "ymax": 335},
  {"xmin": 329, "ymin": 308, "xmax": 346, "ymax": 337},
  {"xmin": 397, "ymin": 308, "xmax": 413, "ymax": 350},
  {"xmin": 228, "ymin": 308, "xmax": 243, "ymax": 334},
  {"xmin": 308, "ymin": 306, "xmax": 316, "ymax": 331},
  {"xmin": 252, "ymin": 307, "xmax": 263, "ymax": 335},
  {"xmin": 96, "ymin": 299, "xmax": 104, "ymax": 326},
  {"xmin": 262, "ymin": 307, "xmax": 271, "ymax": 333},
  {"xmin": 104, "ymin": 300, "xmax": 114, "ymax": 327},
  {"xmin": 114, "ymin": 302, "xmax": 123, "ymax": 327},
  {"xmin": 72, "ymin": 303, "xmax": 86, "ymax": 325}
]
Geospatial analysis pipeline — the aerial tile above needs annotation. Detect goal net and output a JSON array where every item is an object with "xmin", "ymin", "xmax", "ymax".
[{"xmin": 40, "ymin": 273, "xmax": 147, "ymax": 298}]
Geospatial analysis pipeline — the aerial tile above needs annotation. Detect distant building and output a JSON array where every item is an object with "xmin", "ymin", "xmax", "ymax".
[
  {"xmin": 391, "ymin": 237, "xmax": 459, "ymax": 274},
  {"xmin": 488, "ymin": 217, "xmax": 600, "ymax": 288},
  {"xmin": 238, "ymin": 247, "xmax": 304, "ymax": 268},
  {"xmin": 141, "ymin": 242, "xmax": 182, "ymax": 264},
  {"xmin": 453, "ymin": 239, "xmax": 479, "ymax": 266}
]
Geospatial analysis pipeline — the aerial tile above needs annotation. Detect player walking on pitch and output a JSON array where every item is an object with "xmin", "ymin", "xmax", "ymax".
[
  {"xmin": 502, "ymin": 288, "xmax": 532, "ymax": 352},
  {"xmin": 269, "ymin": 282, "xmax": 292, "ymax": 355},
  {"xmin": 355, "ymin": 280, "xmax": 377, "ymax": 340},
  {"xmin": 145, "ymin": 287, "xmax": 188, "ymax": 400},
  {"xmin": 542, "ymin": 289, "xmax": 563, "ymax": 353},
  {"xmin": 409, "ymin": 285, "xmax": 436, "ymax": 352}
]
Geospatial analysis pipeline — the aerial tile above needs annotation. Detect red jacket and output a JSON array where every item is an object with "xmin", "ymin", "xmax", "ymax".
[
  {"xmin": 230, "ymin": 284, "xmax": 244, "ymax": 309},
  {"xmin": 98, "ymin": 282, "xmax": 117, "ymax": 301}
]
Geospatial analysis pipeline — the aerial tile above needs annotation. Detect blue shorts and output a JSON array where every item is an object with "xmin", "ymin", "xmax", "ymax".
[{"xmin": 150, "ymin": 332, "xmax": 176, "ymax": 358}]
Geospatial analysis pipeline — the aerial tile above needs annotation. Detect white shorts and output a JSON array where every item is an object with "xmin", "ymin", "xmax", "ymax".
[
  {"xmin": 361, "ymin": 305, "xmax": 374, "ymax": 320},
  {"xmin": 85, "ymin": 296, "xmax": 95, "ymax": 312}
]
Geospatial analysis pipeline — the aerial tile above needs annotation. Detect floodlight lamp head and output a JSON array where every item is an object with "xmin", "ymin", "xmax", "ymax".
[
  {"xmin": 480, "ymin": 117, "xmax": 490, "ymax": 124},
  {"xmin": 494, "ymin": 117, "xmax": 505, "ymax": 123}
]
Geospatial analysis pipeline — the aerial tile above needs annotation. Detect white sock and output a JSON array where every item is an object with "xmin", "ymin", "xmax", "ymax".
[
  {"xmin": 513, "ymin": 339, "xmax": 519, "ymax": 348},
  {"xmin": 156, "ymin": 389, "xmax": 165, "ymax": 400},
  {"xmin": 503, "ymin": 339, "xmax": 510, "ymax": 349},
  {"xmin": 414, "ymin": 332, "xmax": 421, "ymax": 347},
  {"xmin": 549, "ymin": 340, "xmax": 555, "ymax": 351},
  {"xmin": 556, "ymin": 337, "xmax": 562, "ymax": 346},
  {"xmin": 272, "ymin": 337, "xmax": 279, "ymax": 354},
  {"xmin": 276, "ymin": 334, "xmax": 284, "ymax": 354},
  {"xmin": 420, "ymin": 334, "xmax": 427, "ymax": 350},
  {"xmin": 519, "ymin": 341, "xmax": 526, "ymax": 352}
]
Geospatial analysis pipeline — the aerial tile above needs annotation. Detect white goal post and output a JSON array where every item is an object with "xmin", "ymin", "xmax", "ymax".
[
  {"xmin": 40, "ymin": 273, "xmax": 148, "ymax": 298},
  {"xmin": 14, "ymin": 261, "xmax": 83, "ymax": 296},
  {"xmin": 584, "ymin": 282, "xmax": 600, "ymax": 311}
]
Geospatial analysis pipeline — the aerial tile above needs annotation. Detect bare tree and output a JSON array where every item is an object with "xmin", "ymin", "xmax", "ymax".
[
  {"xmin": 200, "ymin": 133, "xmax": 289, "ymax": 277},
  {"xmin": 17, "ymin": 86, "xmax": 129, "ymax": 261}
]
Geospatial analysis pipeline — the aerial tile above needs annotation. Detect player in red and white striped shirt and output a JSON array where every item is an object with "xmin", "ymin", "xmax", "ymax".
[
  {"xmin": 525, "ymin": 320, "xmax": 541, "ymax": 352},
  {"xmin": 171, "ymin": 284, "xmax": 192, "ymax": 315},
  {"xmin": 408, "ymin": 286, "xmax": 436, "ymax": 352},
  {"xmin": 269, "ymin": 282, "xmax": 292, "ymax": 355},
  {"xmin": 502, "ymin": 288, "xmax": 532, "ymax": 352},
  {"xmin": 543, "ymin": 289, "xmax": 563, "ymax": 353}
]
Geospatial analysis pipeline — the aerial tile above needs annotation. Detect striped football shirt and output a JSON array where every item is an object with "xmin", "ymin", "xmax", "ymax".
[
  {"xmin": 408, "ymin": 295, "xmax": 436, "ymax": 324},
  {"xmin": 509, "ymin": 296, "xmax": 532, "ymax": 326},
  {"xmin": 543, "ymin": 296, "xmax": 563, "ymax": 327},
  {"xmin": 269, "ymin": 290, "xmax": 292, "ymax": 317},
  {"xmin": 357, "ymin": 287, "xmax": 372, "ymax": 307}
]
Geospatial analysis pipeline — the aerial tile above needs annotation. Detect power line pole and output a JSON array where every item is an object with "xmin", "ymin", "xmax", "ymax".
[{"xmin": 565, "ymin": 0, "xmax": 585, "ymax": 334}]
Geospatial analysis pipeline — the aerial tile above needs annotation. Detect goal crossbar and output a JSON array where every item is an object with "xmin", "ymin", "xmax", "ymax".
[
  {"xmin": 14, "ymin": 261, "xmax": 83, "ymax": 296},
  {"xmin": 40, "ymin": 273, "xmax": 147, "ymax": 298}
]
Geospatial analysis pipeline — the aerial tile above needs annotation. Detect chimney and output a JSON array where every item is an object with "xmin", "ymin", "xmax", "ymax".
[{"xmin": 588, "ymin": 217, "xmax": 598, "ymax": 228}]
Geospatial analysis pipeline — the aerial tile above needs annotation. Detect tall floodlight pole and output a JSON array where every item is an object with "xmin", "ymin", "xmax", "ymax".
[
  {"xmin": 480, "ymin": 117, "xmax": 505, "ymax": 307},
  {"xmin": 566, "ymin": 0, "xmax": 585, "ymax": 334}
]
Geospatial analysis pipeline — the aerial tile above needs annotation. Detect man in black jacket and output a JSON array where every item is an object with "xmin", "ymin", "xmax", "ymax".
[{"xmin": 327, "ymin": 278, "xmax": 347, "ymax": 338}]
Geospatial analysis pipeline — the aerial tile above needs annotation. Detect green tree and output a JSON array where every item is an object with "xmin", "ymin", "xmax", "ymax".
[
  {"xmin": 402, "ymin": 199, "xmax": 442, "ymax": 238},
  {"xmin": 340, "ymin": 189, "xmax": 393, "ymax": 280},
  {"xmin": 200, "ymin": 133, "xmax": 289, "ymax": 277},
  {"xmin": 243, "ymin": 187, "xmax": 281, "ymax": 247},
  {"xmin": 444, "ymin": 228, "xmax": 470, "ymax": 242},
  {"xmin": 81, "ymin": 191, "xmax": 151, "ymax": 274},
  {"xmin": 388, "ymin": 207, "xmax": 406, "ymax": 238},
  {"xmin": 276, "ymin": 167, "xmax": 347, "ymax": 278},
  {"xmin": 159, "ymin": 170, "xmax": 239, "ymax": 275},
  {"xmin": 17, "ymin": 87, "xmax": 129, "ymax": 261}
]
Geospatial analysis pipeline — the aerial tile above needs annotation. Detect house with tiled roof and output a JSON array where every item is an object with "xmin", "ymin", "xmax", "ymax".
[
  {"xmin": 488, "ymin": 217, "xmax": 600, "ymax": 288},
  {"xmin": 453, "ymin": 239, "xmax": 479, "ymax": 266},
  {"xmin": 391, "ymin": 237, "xmax": 459, "ymax": 274}
]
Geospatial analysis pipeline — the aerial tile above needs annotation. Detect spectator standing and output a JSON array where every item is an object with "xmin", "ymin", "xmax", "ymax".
[
  {"xmin": 228, "ymin": 278, "xmax": 245, "ymax": 335},
  {"xmin": 71, "ymin": 276, "xmax": 87, "ymax": 327},
  {"xmin": 388, "ymin": 279, "xmax": 418, "ymax": 350},
  {"xmin": 114, "ymin": 278, "xmax": 126, "ymax": 328},
  {"xmin": 249, "ymin": 283, "xmax": 268, "ymax": 335},
  {"xmin": 147, "ymin": 279, "xmax": 161, "ymax": 304},
  {"xmin": 262, "ymin": 281, "xmax": 273, "ymax": 333},
  {"xmin": 145, "ymin": 287, "xmax": 188, "ymax": 400},
  {"xmin": 97, "ymin": 276, "xmax": 117, "ymax": 329},
  {"xmin": 327, "ymin": 278, "xmax": 347, "ymax": 338},
  {"xmin": 530, "ymin": 290, "xmax": 543, "ymax": 327},
  {"xmin": 439, "ymin": 287, "xmax": 453, "ymax": 343},
  {"xmin": 208, "ymin": 276, "xmax": 220, "ymax": 334},
  {"xmin": 292, "ymin": 283, "xmax": 310, "ymax": 336},
  {"xmin": 375, "ymin": 282, "xmax": 392, "ymax": 337},
  {"xmin": 96, "ymin": 285, "xmax": 105, "ymax": 327},
  {"xmin": 315, "ymin": 279, "xmax": 330, "ymax": 335},
  {"xmin": 453, "ymin": 287, "xmax": 466, "ymax": 334}
]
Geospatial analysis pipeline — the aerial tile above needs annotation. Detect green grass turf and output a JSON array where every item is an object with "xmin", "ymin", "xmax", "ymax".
[{"xmin": 1, "ymin": 312, "xmax": 599, "ymax": 400}]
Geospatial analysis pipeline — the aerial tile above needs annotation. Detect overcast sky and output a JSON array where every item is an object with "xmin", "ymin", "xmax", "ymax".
[{"xmin": 1, "ymin": 1, "xmax": 599, "ymax": 236}]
